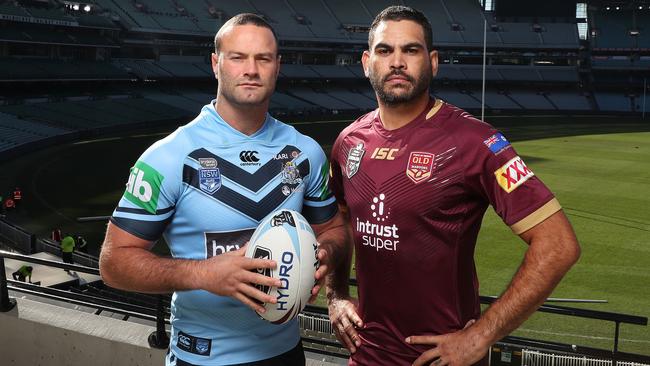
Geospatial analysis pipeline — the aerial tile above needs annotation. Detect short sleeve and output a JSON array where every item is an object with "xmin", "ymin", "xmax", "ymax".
[
  {"xmin": 301, "ymin": 137, "xmax": 338, "ymax": 224},
  {"xmin": 328, "ymin": 132, "xmax": 346, "ymax": 206},
  {"xmin": 110, "ymin": 140, "xmax": 182, "ymax": 241},
  {"xmin": 464, "ymin": 129, "xmax": 561, "ymax": 234}
]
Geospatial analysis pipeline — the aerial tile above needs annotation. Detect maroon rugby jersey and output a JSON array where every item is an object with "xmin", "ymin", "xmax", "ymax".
[{"xmin": 330, "ymin": 99, "xmax": 561, "ymax": 365}]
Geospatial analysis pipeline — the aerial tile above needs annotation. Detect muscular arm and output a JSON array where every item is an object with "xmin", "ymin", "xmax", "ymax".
[
  {"xmin": 99, "ymin": 221, "xmax": 281, "ymax": 312},
  {"xmin": 475, "ymin": 210, "xmax": 580, "ymax": 346},
  {"xmin": 409, "ymin": 209, "xmax": 581, "ymax": 365},
  {"xmin": 309, "ymin": 208, "xmax": 353, "ymax": 299},
  {"xmin": 100, "ymin": 222, "xmax": 202, "ymax": 293},
  {"xmin": 319, "ymin": 204, "xmax": 363, "ymax": 353}
]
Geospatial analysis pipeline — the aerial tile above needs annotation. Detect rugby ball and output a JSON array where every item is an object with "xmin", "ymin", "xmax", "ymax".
[{"xmin": 245, "ymin": 209, "xmax": 319, "ymax": 324}]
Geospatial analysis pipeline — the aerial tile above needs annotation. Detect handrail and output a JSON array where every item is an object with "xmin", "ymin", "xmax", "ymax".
[
  {"xmin": 348, "ymin": 278, "xmax": 648, "ymax": 326},
  {"xmin": 479, "ymin": 295, "xmax": 647, "ymax": 326},
  {"xmin": 2, "ymin": 251, "xmax": 648, "ymax": 358},
  {"xmin": 0, "ymin": 250, "xmax": 99, "ymax": 275}
]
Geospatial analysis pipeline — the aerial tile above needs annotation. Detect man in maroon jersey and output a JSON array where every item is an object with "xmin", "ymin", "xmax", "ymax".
[{"xmin": 325, "ymin": 6, "xmax": 581, "ymax": 366}]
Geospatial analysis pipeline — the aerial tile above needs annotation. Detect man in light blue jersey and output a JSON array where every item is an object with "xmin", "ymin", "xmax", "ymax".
[{"xmin": 99, "ymin": 13, "xmax": 349, "ymax": 366}]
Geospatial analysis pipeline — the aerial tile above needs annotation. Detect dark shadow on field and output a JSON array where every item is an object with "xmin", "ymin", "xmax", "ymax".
[
  {"xmin": 517, "ymin": 155, "xmax": 549, "ymax": 164},
  {"xmin": 486, "ymin": 116, "xmax": 650, "ymax": 142}
]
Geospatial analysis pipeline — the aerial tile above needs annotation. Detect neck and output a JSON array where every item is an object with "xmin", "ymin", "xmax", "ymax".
[
  {"xmin": 378, "ymin": 93, "xmax": 430, "ymax": 131},
  {"xmin": 214, "ymin": 97, "xmax": 269, "ymax": 136}
]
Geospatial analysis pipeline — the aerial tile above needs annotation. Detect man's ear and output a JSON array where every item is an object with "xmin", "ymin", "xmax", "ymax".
[
  {"xmin": 361, "ymin": 50, "xmax": 370, "ymax": 78},
  {"xmin": 429, "ymin": 50, "xmax": 439, "ymax": 77},
  {"xmin": 211, "ymin": 52, "xmax": 219, "ymax": 79}
]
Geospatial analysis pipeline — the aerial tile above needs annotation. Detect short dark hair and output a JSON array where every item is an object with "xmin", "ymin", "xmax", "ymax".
[
  {"xmin": 214, "ymin": 13, "xmax": 279, "ymax": 53},
  {"xmin": 368, "ymin": 6, "xmax": 433, "ymax": 51}
]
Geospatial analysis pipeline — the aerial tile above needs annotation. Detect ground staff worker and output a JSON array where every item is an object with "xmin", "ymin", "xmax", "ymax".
[
  {"xmin": 12, "ymin": 265, "xmax": 33, "ymax": 283},
  {"xmin": 99, "ymin": 13, "xmax": 348, "ymax": 366},
  {"xmin": 325, "ymin": 6, "xmax": 580, "ymax": 366}
]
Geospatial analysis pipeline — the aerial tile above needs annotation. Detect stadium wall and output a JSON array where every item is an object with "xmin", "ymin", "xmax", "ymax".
[{"xmin": 0, "ymin": 297, "xmax": 165, "ymax": 365}]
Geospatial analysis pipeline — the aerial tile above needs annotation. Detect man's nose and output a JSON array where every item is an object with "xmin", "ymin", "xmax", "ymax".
[
  {"xmin": 389, "ymin": 51, "xmax": 406, "ymax": 70},
  {"xmin": 243, "ymin": 58, "xmax": 259, "ymax": 78}
]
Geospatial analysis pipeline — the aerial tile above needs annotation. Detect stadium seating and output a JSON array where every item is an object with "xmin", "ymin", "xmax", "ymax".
[
  {"xmin": 595, "ymin": 92, "xmax": 633, "ymax": 112},
  {"xmin": 508, "ymin": 91, "xmax": 556, "ymax": 110},
  {"xmin": 0, "ymin": 112, "xmax": 72, "ymax": 152},
  {"xmin": 591, "ymin": 10, "xmax": 634, "ymax": 49},
  {"xmin": 546, "ymin": 92, "xmax": 591, "ymax": 111}
]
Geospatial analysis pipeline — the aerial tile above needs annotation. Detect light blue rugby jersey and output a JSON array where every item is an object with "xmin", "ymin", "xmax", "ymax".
[{"xmin": 110, "ymin": 101, "xmax": 337, "ymax": 365}]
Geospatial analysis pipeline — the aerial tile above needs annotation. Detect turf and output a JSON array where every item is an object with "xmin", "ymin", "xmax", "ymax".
[
  {"xmin": 1, "ymin": 118, "xmax": 649, "ymax": 355},
  {"xmin": 474, "ymin": 132, "xmax": 650, "ymax": 355}
]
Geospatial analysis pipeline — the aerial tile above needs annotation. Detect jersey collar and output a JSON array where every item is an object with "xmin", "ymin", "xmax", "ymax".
[
  {"xmin": 202, "ymin": 99, "xmax": 275, "ymax": 143},
  {"xmin": 372, "ymin": 98, "xmax": 443, "ymax": 139}
]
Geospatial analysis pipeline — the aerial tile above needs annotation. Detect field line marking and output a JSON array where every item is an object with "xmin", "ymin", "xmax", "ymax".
[{"xmin": 517, "ymin": 328, "xmax": 650, "ymax": 344}]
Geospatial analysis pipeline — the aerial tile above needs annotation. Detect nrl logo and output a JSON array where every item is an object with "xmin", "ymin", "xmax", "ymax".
[{"xmin": 346, "ymin": 143, "xmax": 365, "ymax": 179}]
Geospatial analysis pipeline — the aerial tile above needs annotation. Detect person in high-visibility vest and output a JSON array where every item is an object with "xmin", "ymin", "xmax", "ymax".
[
  {"xmin": 60, "ymin": 235, "xmax": 75, "ymax": 271},
  {"xmin": 12, "ymin": 265, "xmax": 33, "ymax": 283}
]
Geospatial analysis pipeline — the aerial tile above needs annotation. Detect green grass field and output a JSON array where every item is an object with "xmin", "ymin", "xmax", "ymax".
[{"xmin": 1, "ymin": 117, "xmax": 649, "ymax": 355}]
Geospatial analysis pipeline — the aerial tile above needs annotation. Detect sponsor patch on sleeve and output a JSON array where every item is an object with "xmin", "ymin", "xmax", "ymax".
[
  {"xmin": 124, "ymin": 160, "xmax": 164, "ymax": 214},
  {"xmin": 484, "ymin": 132, "xmax": 511, "ymax": 154},
  {"xmin": 494, "ymin": 156, "xmax": 534, "ymax": 193}
]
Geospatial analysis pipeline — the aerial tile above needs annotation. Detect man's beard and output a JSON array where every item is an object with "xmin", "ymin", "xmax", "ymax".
[{"xmin": 369, "ymin": 69, "xmax": 432, "ymax": 106}]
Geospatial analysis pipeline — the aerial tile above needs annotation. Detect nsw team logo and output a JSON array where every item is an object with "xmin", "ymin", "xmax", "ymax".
[
  {"xmin": 346, "ymin": 143, "xmax": 365, "ymax": 178},
  {"xmin": 406, "ymin": 152, "xmax": 435, "ymax": 184},
  {"xmin": 198, "ymin": 158, "xmax": 221, "ymax": 194}
]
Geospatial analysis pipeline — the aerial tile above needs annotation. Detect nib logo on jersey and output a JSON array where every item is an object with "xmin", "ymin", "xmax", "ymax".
[
  {"xmin": 355, "ymin": 193, "xmax": 400, "ymax": 252},
  {"xmin": 125, "ymin": 160, "xmax": 163, "ymax": 214}
]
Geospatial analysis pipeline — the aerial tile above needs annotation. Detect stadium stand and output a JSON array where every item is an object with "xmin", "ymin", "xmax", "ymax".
[
  {"xmin": 248, "ymin": 0, "xmax": 311, "ymax": 38},
  {"xmin": 508, "ymin": 91, "xmax": 556, "ymax": 110},
  {"xmin": 2, "ymin": 2, "xmax": 650, "ymax": 364},
  {"xmin": 594, "ymin": 92, "xmax": 633, "ymax": 112},
  {"xmin": 285, "ymin": 0, "xmax": 347, "ymax": 40},
  {"xmin": 546, "ymin": 92, "xmax": 592, "ymax": 111},
  {"xmin": 591, "ymin": 9, "xmax": 634, "ymax": 50}
]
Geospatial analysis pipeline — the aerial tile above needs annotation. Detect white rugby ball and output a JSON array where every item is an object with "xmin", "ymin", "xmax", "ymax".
[{"xmin": 246, "ymin": 209, "xmax": 319, "ymax": 324}]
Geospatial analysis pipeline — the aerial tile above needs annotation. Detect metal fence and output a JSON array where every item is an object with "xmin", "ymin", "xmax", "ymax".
[
  {"xmin": 523, "ymin": 350, "xmax": 650, "ymax": 366},
  {"xmin": 0, "ymin": 218, "xmax": 34, "ymax": 253}
]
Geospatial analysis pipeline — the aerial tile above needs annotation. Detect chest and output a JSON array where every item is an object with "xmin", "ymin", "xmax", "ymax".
[{"xmin": 339, "ymin": 135, "xmax": 465, "ymax": 220}]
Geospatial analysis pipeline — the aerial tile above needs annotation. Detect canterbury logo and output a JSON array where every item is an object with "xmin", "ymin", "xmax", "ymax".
[{"xmin": 239, "ymin": 151, "xmax": 260, "ymax": 163}]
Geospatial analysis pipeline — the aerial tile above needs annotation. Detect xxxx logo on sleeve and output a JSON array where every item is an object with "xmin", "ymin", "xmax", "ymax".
[
  {"xmin": 494, "ymin": 156, "xmax": 534, "ymax": 193},
  {"xmin": 124, "ymin": 160, "xmax": 164, "ymax": 214}
]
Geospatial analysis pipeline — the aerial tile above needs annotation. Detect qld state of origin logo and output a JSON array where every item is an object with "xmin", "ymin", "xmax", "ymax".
[{"xmin": 406, "ymin": 152, "xmax": 435, "ymax": 184}]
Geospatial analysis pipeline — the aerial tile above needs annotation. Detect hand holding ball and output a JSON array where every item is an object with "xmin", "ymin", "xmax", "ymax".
[{"xmin": 245, "ymin": 210, "xmax": 319, "ymax": 324}]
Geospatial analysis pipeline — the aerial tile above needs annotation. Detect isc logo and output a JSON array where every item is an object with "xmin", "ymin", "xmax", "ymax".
[
  {"xmin": 371, "ymin": 147, "xmax": 399, "ymax": 160},
  {"xmin": 494, "ymin": 156, "xmax": 534, "ymax": 193}
]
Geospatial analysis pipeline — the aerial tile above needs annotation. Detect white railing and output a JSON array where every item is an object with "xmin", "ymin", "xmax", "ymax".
[{"xmin": 523, "ymin": 350, "xmax": 650, "ymax": 366}]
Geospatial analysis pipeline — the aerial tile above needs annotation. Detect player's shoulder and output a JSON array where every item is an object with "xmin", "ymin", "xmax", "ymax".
[
  {"xmin": 338, "ymin": 110, "xmax": 376, "ymax": 140},
  {"xmin": 270, "ymin": 116, "xmax": 324, "ymax": 158},
  {"xmin": 437, "ymin": 101, "xmax": 500, "ymax": 146},
  {"xmin": 139, "ymin": 113, "xmax": 203, "ymax": 166}
]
